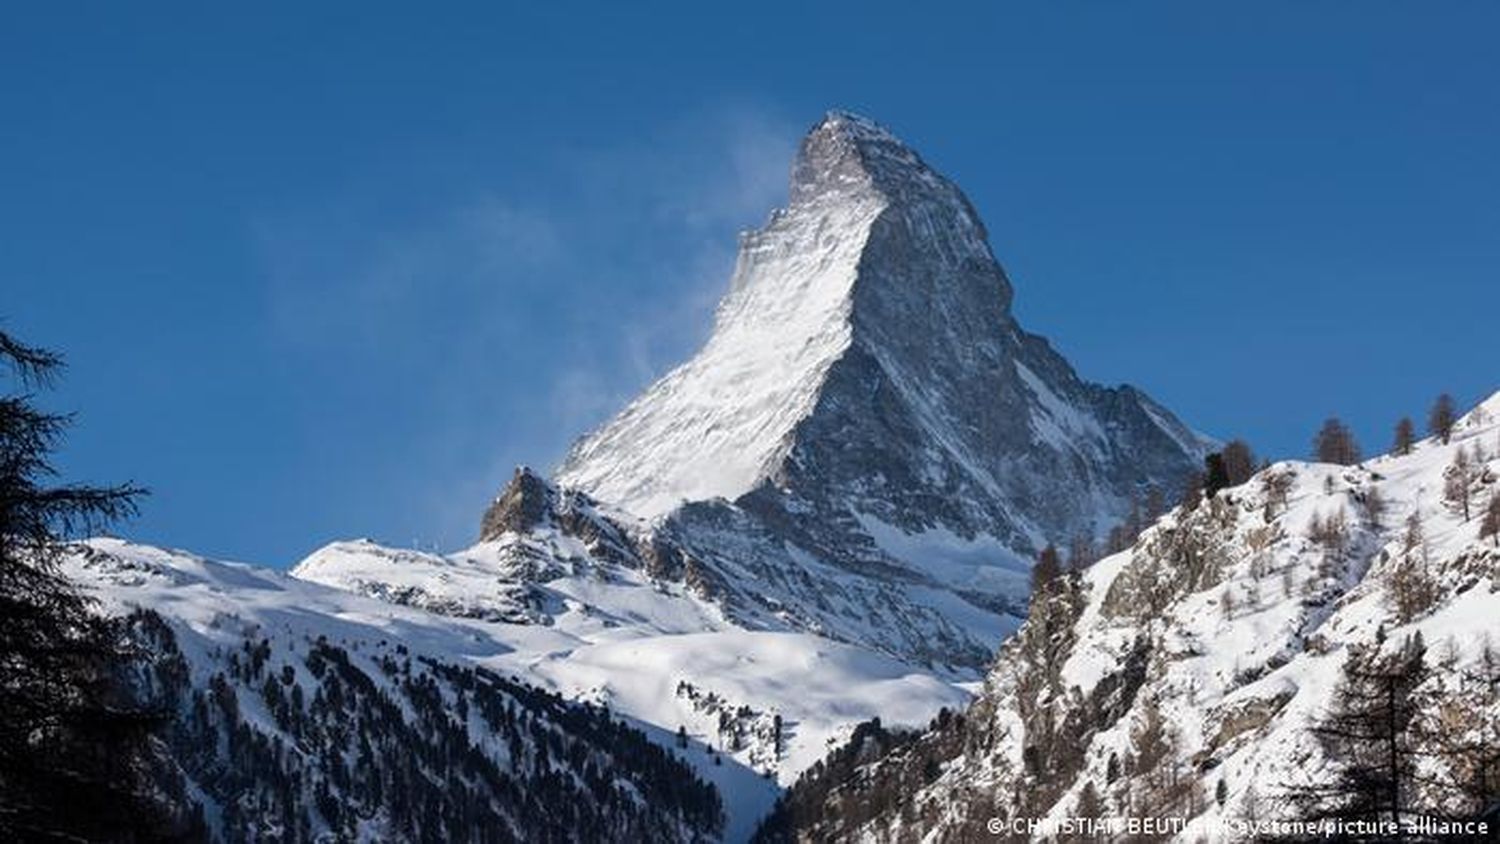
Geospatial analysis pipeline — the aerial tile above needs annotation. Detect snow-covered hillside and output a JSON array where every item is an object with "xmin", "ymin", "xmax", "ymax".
[
  {"xmin": 63, "ymin": 540, "xmax": 725, "ymax": 841},
  {"xmin": 65, "ymin": 535, "xmax": 967, "ymax": 841},
  {"xmin": 765, "ymin": 391, "xmax": 1500, "ymax": 841}
]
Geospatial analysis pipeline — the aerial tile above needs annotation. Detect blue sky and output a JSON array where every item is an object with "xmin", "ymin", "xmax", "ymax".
[{"xmin": 5, "ymin": 3, "xmax": 1498, "ymax": 565}]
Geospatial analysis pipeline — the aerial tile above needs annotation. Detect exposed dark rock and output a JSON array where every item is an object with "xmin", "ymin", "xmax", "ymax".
[{"xmin": 479, "ymin": 466, "xmax": 554, "ymax": 540}]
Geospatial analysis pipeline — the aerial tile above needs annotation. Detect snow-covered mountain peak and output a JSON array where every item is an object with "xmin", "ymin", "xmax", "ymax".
[
  {"xmin": 789, "ymin": 111, "xmax": 1002, "ymax": 306},
  {"xmin": 556, "ymin": 112, "xmax": 1207, "ymax": 643},
  {"xmin": 558, "ymin": 114, "xmax": 997, "ymax": 524},
  {"xmin": 280, "ymin": 113, "xmax": 1211, "ymax": 675},
  {"xmin": 557, "ymin": 119, "xmax": 891, "ymax": 519},
  {"xmin": 786, "ymin": 111, "xmax": 883, "ymax": 203},
  {"xmin": 790, "ymin": 111, "xmax": 947, "ymax": 203},
  {"xmin": 808, "ymin": 110, "xmax": 896, "ymax": 145},
  {"xmin": 558, "ymin": 112, "xmax": 1195, "ymax": 535}
]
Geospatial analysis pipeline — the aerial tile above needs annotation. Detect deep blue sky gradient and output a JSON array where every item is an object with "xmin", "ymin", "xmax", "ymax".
[{"xmin": 5, "ymin": 3, "xmax": 1498, "ymax": 564}]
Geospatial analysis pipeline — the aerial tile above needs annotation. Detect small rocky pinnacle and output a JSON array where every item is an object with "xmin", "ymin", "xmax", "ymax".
[{"xmin": 479, "ymin": 467, "xmax": 553, "ymax": 541}]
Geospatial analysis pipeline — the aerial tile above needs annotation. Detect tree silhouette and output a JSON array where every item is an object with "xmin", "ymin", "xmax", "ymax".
[
  {"xmin": 1203, "ymin": 452, "xmax": 1231, "ymax": 499},
  {"xmin": 0, "ymin": 329, "xmax": 168, "ymax": 840}
]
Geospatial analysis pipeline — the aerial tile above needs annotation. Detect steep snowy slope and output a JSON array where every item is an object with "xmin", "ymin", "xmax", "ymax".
[
  {"xmin": 555, "ymin": 116, "xmax": 888, "ymax": 519},
  {"xmin": 63, "ymin": 539, "xmax": 725, "ymax": 842},
  {"xmin": 291, "ymin": 474, "xmax": 978, "ymax": 776},
  {"xmin": 764, "ymin": 391, "xmax": 1500, "ymax": 841},
  {"xmin": 67, "ymin": 535, "xmax": 968, "ymax": 841},
  {"xmin": 554, "ymin": 112, "xmax": 1209, "ymax": 651},
  {"xmin": 297, "ymin": 467, "xmax": 1009, "ymax": 670}
]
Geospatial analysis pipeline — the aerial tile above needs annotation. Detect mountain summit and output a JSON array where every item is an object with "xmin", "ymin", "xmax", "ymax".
[
  {"xmin": 291, "ymin": 112, "xmax": 1209, "ymax": 674},
  {"xmin": 560, "ymin": 112, "xmax": 1208, "ymax": 572}
]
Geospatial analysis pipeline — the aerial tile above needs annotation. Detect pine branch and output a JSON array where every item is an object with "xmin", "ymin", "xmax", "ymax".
[{"xmin": 0, "ymin": 331, "xmax": 64, "ymax": 386}]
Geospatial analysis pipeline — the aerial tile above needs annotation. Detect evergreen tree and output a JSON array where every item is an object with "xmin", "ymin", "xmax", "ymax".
[
  {"xmin": 1076, "ymin": 779, "xmax": 1102, "ymax": 817},
  {"xmin": 0, "ymin": 330, "xmax": 168, "ymax": 840},
  {"xmin": 1179, "ymin": 470, "xmax": 1205, "ymax": 512},
  {"xmin": 1066, "ymin": 533, "xmax": 1097, "ymax": 571},
  {"xmin": 1143, "ymin": 486, "xmax": 1166, "ymax": 524},
  {"xmin": 1429, "ymin": 393, "xmax": 1458, "ymax": 445}
]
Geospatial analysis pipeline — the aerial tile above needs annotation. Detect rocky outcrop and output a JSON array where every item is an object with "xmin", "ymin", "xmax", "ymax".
[{"xmin": 479, "ymin": 466, "xmax": 554, "ymax": 538}]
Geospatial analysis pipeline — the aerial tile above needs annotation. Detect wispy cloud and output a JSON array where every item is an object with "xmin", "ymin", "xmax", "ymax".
[
  {"xmin": 250, "ymin": 103, "xmax": 802, "ymax": 552},
  {"xmin": 668, "ymin": 106, "xmax": 802, "ymax": 231},
  {"xmin": 554, "ymin": 104, "xmax": 801, "ymax": 395},
  {"xmin": 256, "ymin": 192, "xmax": 559, "ymax": 351}
]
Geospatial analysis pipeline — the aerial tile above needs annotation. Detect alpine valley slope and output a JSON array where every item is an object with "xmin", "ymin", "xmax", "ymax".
[
  {"xmin": 61, "ymin": 541, "xmax": 732, "ymax": 842},
  {"xmin": 65, "ymin": 537, "xmax": 969, "ymax": 841},
  {"xmin": 761, "ymin": 392, "xmax": 1500, "ymax": 842}
]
